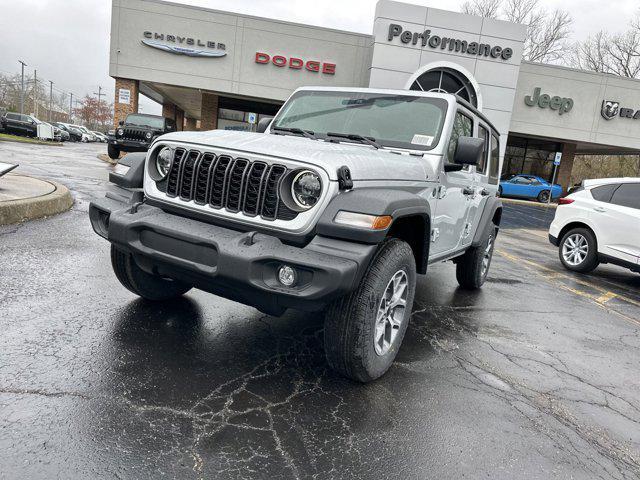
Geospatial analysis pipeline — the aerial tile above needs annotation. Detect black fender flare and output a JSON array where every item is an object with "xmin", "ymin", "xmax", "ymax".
[
  {"xmin": 472, "ymin": 196, "xmax": 502, "ymax": 247},
  {"xmin": 317, "ymin": 188, "xmax": 431, "ymax": 244},
  {"xmin": 109, "ymin": 152, "xmax": 146, "ymax": 189}
]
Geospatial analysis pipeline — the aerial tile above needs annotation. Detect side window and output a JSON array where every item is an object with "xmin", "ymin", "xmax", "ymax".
[
  {"xmin": 446, "ymin": 111, "xmax": 473, "ymax": 162},
  {"xmin": 590, "ymin": 184, "xmax": 619, "ymax": 203},
  {"xmin": 610, "ymin": 183, "xmax": 640, "ymax": 210},
  {"xmin": 6, "ymin": 113, "xmax": 18, "ymax": 120},
  {"xmin": 489, "ymin": 134, "xmax": 500, "ymax": 184},
  {"xmin": 476, "ymin": 125, "xmax": 489, "ymax": 174}
]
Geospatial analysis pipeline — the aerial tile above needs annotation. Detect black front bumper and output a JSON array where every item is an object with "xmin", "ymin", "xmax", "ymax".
[
  {"xmin": 89, "ymin": 197, "xmax": 375, "ymax": 314},
  {"xmin": 110, "ymin": 138, "xmax": 150, "ymax": 152}
]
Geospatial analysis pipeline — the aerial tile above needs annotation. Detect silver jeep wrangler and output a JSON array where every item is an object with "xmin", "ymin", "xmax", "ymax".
[{"xmin": 90, "ymin": 87, "xmax": 502, "ymax": 382}]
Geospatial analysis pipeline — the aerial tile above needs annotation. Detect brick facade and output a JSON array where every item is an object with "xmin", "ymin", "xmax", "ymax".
[
  {"xmin": 556, "ymin": 143, "xmax": 576, "ymax": 192},
  {"xmin": 201, "ymin": 92, "xmax": 219, "ymax": 131},
  {"xmin": 184, "ymin": 117, "xmax": 197, "ymax": 131},
  {"xmin": 113, "ymin": 78, "xmax": 139, "ymax": 128}
]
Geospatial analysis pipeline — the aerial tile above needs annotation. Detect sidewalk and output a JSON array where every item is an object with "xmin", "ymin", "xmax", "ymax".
[{"xmin": 0, "ymin": 174, "xmax": 73, "ymax": 225}]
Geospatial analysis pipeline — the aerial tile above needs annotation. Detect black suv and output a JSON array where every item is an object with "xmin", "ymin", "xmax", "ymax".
[
  {"xmin": 1, "ymin": 113, "xmax": 39, "ymax": 137},
  {"xmin": 108, "ymin": 113, "xmax": 176, "ymax": 159}
]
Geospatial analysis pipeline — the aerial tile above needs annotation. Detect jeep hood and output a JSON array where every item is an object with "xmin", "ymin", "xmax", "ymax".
[{"xmin": 158, "ymin": 130, "xmax": 439, "ymax": 182}]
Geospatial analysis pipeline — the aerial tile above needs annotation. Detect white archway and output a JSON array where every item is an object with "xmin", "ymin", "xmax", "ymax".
[{"xmin": 405, "ymin": 61, "xmax": 483, "ymax": 111}]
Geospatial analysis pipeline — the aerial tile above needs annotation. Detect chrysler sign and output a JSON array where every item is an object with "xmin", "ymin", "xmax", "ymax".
[{"xmin": 142, "ymin": 31, "xmax": 227, "ymax": 57}]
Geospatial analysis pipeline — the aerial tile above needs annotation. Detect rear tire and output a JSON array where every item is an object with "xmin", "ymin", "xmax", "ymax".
[
  {"xmin": 456, "ymin": 224, "xmax": 497, "ymax": 289},
  {"xmin": 323, "ymin": 239, "xmax": 416, "ymax": 383},
  {"xmin": 110, "ymin": 245, "xmax": 191, "ymax": 301},
  {"xmin": 107, "ymin": 144, "xmax": 120, "ymax": 160},
  {"xmin": 558, "ymin": 228, "xmax": 599, "ymax": 273},
  {"xmin": 537, "ymin": 190, "xmax": 550, "ymax": 203}
]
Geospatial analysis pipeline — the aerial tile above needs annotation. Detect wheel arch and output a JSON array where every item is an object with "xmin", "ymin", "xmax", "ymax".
[
  {"xmin": 386, "ymin": 213, "xmax": 430, "ymax": 274},
  {"xmin": 557, "ymin": 221, "xmax": 599, "ymax": 249}
]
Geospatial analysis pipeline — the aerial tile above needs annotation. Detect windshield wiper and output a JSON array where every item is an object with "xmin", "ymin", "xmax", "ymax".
[
  {"xmin": 326, "ymin": 132, "xmax": 381, "ymax": 149},
  {"xmin": 272, "ymin": 126, "xmax": 316, "ymax": 139}
]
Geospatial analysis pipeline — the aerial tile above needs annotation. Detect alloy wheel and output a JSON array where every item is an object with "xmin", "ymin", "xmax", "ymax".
[
  {"xmin": 374, "ymin": 270, "xmax": 408, "ymax": 356},
  {"xmin": 562, "ymin": 233, "xmax": 588, "ymax": 266},
  {"xmin": 481, "ymin": 234, "xmax": 494, "ymax": 278}
]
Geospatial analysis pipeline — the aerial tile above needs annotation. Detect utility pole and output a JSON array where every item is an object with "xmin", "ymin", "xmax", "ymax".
[
  {"xmin": 69, "ymin": 92, "xmax": 73, "ymax": 122},
  {"xmin": 49, "ymin": 80, "xmax": 54, "ymax": 121},
  {"xmin": 19, "ymin": 60, "xmax": 27, "ymax": 114},
  {"xmin": 93, "ymin": 86, "xmax": 104, "ymax": 129},
  {"xmin": 33, "ymin": 70, "xmax": 37, "ymax": 117}
]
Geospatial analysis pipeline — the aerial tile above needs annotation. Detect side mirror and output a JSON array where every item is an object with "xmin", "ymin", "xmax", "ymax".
[
  {"xmin": 257, "ymin": 117, "xmax": 272, "ymax": 134},
  {"xmin": 453, "ymin": 136, "xmax": 484, "ymax": 166},
  {"xmin": 118, "ymin": 120, "xmax": 124, "ymax": 126}
]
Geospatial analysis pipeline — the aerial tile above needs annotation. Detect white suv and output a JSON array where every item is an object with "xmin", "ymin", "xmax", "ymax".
[{"xmin": 549, "ymin": 178, "xmax": 640, "ymax": 273}]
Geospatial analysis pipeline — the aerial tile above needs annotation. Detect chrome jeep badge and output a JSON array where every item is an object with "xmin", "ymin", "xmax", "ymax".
[{"xmin": 601, "ymin": 100, "xmax": 619, "ymax": 120}]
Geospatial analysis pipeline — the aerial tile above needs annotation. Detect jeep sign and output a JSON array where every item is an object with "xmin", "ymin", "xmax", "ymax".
[{"xmin": 524, "ymin": 87, "xmax": 573, "ymax": 115}]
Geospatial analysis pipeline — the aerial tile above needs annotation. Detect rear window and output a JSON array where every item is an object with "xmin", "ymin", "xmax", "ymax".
[
  {"xmin": 590, "ymin": 184, "xmax": 619, "ymax": 202},
  {"xmin": 610, "ymin": 183, "xmax": 640, "ymax": 210}
]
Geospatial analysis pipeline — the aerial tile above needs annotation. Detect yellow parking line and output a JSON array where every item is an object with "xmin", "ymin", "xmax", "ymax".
[{"xmin": 496, "ymin": 249, "xmax": 640, "ymax": 327}]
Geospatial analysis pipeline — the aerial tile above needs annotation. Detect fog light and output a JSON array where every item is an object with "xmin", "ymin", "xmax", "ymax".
[{"xmin": 277, "ymin": 265, "xmax": 297, "ymax": 287}]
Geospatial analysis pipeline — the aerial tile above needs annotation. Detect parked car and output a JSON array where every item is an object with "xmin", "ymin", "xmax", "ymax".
[
  {"xmin": 89, "ymin": 87, "xmax": 503, "ymax": 382},
  {"xmin": 56, "ymin": 123, "xmax": 83, "ymax": 142},
  {"xmin": 92, "ymin": 131, "xmax": 108, "ymax": 143},
  {"xmin": 549, "ymin": 177, "xmax": 640, "ymax": 274},
  {"xmin": 108, "ymin": 113, "xmax": 177, "ymax": 159},
  {"xmin": 499, "ymin": 174, "xmax": 562, "ymax": 203},
  {"xmin": 1, "ymin": 112, "xmax": 38, "ymax": 137},
  {"xmin": 69, "ymin": 124, "xmax": 93, "ymax": 142}
]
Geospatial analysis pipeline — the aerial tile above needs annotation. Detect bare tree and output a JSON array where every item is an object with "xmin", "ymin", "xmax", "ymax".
[
  {"xmin": 461, "ymin": 0, "xmax": 573, "ymax": 63},
  {"xmin": 571, "ymin": 17, "xmax": 640, "ymax": 78},
  {"xmin": 461, "ymin": 0, "xmax": 501, "ymax": 18}
]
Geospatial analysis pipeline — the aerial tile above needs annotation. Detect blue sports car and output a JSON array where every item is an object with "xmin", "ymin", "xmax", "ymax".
[{"xmin": 499, "ymin": 174, "xmax": 563, "ymax": 203}]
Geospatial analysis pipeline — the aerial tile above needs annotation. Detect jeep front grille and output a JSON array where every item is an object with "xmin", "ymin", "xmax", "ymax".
[
  {"xmin": 122, "ymin": 127, "xmax": 149, "ymax": 142},
  {"xmin": 163, "ymin": 148, "xmax": 298, "ymax": 221}
]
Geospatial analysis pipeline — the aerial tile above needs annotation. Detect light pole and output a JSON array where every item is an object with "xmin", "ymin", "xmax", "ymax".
[
  {"xmin": 49, "ymin": 80, "xmax": 54, "ymax": 121},
  {"xmin": 18, "ymin": 60, "xmax": 27, "ymax": 114},
  {"xmin": 93, "ymin": 86, "xmax": 104, "ymax": 129},
  {"xmin": 33, "ymin": 70, "xmax": 37, "ymax": 117},
  {"xmin": 69, "ymin": 92, "xmax": 73, "ymax": 122}
]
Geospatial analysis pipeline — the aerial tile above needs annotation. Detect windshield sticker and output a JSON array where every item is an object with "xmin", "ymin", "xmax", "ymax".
[{"xmin": 411, "ymin": 134, "xmax": 434, "ymax": 146}]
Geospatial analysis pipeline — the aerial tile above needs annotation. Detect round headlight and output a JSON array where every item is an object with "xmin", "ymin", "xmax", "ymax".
[
  {"xmin": 117, "ymin": 128, "xmax": 123, "ymax": 136},
  {"xmin": 155, "ymin": 147, "xmax": 173, "ymax": 179},
  {"xmin": 291, "ymin": 170, "xmax": 322, "ymax": 209},
  {"xmin": 145, "ymin": 131, "xmax": 152, "ymax": 139}
]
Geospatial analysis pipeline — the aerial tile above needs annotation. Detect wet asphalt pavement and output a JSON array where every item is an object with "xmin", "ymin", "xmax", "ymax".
[{"xmin": 1, "ymin": 142, "xmax": 639, "ymax": 479}]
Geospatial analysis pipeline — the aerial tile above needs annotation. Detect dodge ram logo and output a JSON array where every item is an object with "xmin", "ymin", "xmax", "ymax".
[{"xmin": 601, "ymin": 100, "xmax": 619, "ymax": 120}]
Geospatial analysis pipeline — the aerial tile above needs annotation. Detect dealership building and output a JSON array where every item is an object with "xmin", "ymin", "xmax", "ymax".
[{"xmin": 109, "ymin": 0, "xmax": 640, "ymax": 189}]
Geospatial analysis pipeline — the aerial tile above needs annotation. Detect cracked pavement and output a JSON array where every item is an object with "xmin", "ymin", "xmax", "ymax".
[{"xmin": 1, "ymin": 142, "xmax": 639, "ymax": 479}]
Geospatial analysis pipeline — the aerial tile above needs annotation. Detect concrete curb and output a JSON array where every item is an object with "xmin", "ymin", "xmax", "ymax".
[
  {"xmin": 0, "ymin": 178, "xmax": 74, "ymax": 225},
  {"xmin": 501, "ymin": 198, "xmax": 558, "ymax": 209},
  {"xmin": 0, "ymin": 135, "xmax": 63, "ymax": 147}
]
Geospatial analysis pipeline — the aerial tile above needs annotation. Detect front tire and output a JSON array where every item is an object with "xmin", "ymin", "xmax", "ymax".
[
  {"xmin": 456, "ymin": 225, "xmax": 497, "ymax": 289},
  {"xmin": 558, "ymin": 228, "xmax": 599, "ymax": 273},
  {"xmin": 324, "ymin": 239, "xmax": 416, "ymax": 383},
  {"xmin": 110, "ymin": 245, "xmax": 191, "ymax": 301},
  {"xmin": 107, "ymin": 144, "xmax": 120, "ymax": 160}
]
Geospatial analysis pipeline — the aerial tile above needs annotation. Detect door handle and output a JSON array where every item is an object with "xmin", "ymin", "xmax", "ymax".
[
  {"xmin": 480, "ymin": 188, "xmax": 490, "ymax": 196},
  {"xmin": 463, "ymin": 186, "xmax": 475, "ymax": 196},
  {"xmin": 593, "ymin": 207, "xmax": 606, "ymax": 213}
]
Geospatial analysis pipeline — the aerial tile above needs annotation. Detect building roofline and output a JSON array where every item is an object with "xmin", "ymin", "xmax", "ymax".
[
  {"xmin": 123, "ymin": 0, "xmax": 372, "ymax": 38},
  {"xmin": 522, "ymin": 60, "xmax": 640, "ymax": 85}
]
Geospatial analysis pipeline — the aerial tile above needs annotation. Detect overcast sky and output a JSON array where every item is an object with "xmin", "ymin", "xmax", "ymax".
[{"xmin": 0, "ymin": 0, "xmax": 637, "ymax": 116}]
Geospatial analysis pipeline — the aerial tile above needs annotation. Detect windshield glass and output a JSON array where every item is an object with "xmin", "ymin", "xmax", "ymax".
[
  {"xmin": 125, "ymin": 114, "xmax": 165, "ymax": 129},
  {"xmin": 272, "ymin": 91, "xmax": 448, "ymax": 151}
]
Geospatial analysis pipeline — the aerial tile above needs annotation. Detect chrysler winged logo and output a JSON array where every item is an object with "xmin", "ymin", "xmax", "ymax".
[
  {"xmin": 601, "ymin": 100, "xmax": 619, "ymax": 120},
  {"xmin": 142, "ymin": 39, "xmax": 227, "ymax": 57}
]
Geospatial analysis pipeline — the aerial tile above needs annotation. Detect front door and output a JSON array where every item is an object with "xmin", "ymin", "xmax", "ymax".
[
  {"xmin": 590, "ymin": 183, "xmax": 640, "ymax": 264},
  {"xmin": 430, "ymin": 110, "xmax": 475, "ymax": 257}
]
